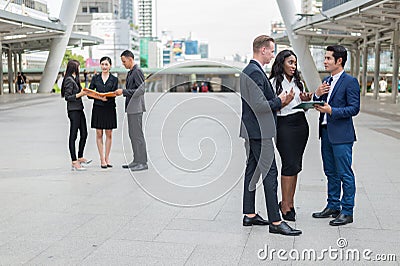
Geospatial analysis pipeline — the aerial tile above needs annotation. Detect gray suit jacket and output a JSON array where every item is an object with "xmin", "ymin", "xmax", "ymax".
[
  {"xmin": 239, "ymin": 60, "xmax": 281, "ymax": 139},
  {"xmin": 124, "ymin": 65, "xmax": 146, "ymax": 114}
]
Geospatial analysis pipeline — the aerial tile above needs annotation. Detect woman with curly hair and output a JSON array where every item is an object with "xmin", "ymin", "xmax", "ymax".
[{"xmin": 270, "ymin": 50, "xmax": 312, "ymax": 221}]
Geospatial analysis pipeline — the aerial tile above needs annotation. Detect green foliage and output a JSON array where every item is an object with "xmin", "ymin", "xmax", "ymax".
[
  {"xmin": 62, "ymin": 50, "xmax": 85, "ymax": 68},
  {"xmin": 140, "ymin": 57, "xmax": 148, "ymax": 68},
  {"xmin": 53, "ymin": 83, "xmax": 61, "ymax": 93}
]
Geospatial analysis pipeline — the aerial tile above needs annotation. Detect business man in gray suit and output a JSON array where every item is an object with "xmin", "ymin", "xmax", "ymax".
[
  {"xmin": 116, "ymin": 50, "xmax": 148, "ymax": 171},
  {"xmin": 240, "ymin": 35, "xmax": 301, "ymax": 236}
]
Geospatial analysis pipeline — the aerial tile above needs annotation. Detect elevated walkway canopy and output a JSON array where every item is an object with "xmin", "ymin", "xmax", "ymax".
[
  {"xmin": 0, "ymin": 9, "xmax": 103, "ymax": 52},
  {"xmin": 290, "ymin": 0, "xmax": 399, "ymax": 49},
  {"xmin": 0, "ymin": 7, "xmax": 103, "ymax": 94},
  {"xmin": 275, "ymin": 0, "xmax": 399, "ymax": 48},
  {"xmin": 275, "ymin": 0, "xmax": 399, "ymax": 103}
]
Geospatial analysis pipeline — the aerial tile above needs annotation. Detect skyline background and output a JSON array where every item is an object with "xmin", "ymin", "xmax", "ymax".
[{"xmin": 47, "ymin": 0, "xmax": 301, "ymax": 59}]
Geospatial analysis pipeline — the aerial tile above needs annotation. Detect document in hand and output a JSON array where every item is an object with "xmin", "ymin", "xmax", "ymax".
[
  {"xmin": 293, "ymin": 101, "xmax": 324, "ymax": 110},
  {"xmin": 83, "ymin": 88, "xmax": 116, "ymax": 99}
]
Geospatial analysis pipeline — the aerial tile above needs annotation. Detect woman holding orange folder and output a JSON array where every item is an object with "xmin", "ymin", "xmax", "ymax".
[{"xmin": 88, "ymin": 56, "xmax": 118, "ymax": 168}]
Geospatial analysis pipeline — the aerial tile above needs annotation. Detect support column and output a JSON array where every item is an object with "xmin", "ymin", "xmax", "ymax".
[
  {"xmin": 373, "ymin": 31, "xmax": 380, "ymax": 100},
  {"xmin": 0, "ymin": 41, "xmax": 3, "ymax": 95},
  {"xmin": 38, "ymin": 0, "xmax": 80, "ymax": 93},
  {"xmin": 277, "ymin": 0, "xmax": 321, "ymax": 91},
  {"xmin": 161, "ymin": 74, "xmax": 169, "ymax": 93},
  {"xmin": 355, "ymin": 45, "xmax": 361, "ymax": 84},
  {"xmin": 170, "ymin": 74, "xmax": 176, "ymax": 92},
  {"xmin": 361, "ymin": 36, "xmax": 368, "ymax": 96},
  {"xmin": 7, "ymin": 48, "xmax": 14, "ymax": 94},
  {"xmin": 13, "ymin": 52, "xmax": 18, "ymax": 92},
  {"xmin": 391, "ymin": 25, "xmax": 399, "ymax": 103},
  {"xmin": 350, "ymin": 49, "xmax": 355, "ymax": 77},
  {"xmin": 18, "ymin": 53, "xmax": 22, "ymax": 71}
]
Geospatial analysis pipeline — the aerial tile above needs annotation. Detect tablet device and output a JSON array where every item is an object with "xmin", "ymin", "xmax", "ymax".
[{"xmin": 293, "ymin": 101, "xmax": 324, "ymax": 110}]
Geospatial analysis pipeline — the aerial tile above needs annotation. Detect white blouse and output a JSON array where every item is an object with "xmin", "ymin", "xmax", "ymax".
[{"xmin": 270, "ymin": 75, "xmax": 305, "ymax": 116}]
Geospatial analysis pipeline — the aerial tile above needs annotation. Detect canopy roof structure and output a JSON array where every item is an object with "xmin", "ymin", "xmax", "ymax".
[
  {"xmin": 275, "ymin": 0, "xmax": 400, "ymax": 48},
  {"xmin": 0, "ymin": 9, "xmax": 103, "ymax": 53},
  {"xmin": 275, "ymin": 0, "xmax": 399, "ymax": 103}
]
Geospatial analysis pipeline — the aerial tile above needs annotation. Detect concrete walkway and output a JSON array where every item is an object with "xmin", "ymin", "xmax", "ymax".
[{"xmin": 0, "ymin": 92, "xmax": 399, "ymax": 265}]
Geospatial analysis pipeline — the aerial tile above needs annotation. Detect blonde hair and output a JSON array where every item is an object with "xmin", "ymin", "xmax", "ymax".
[{"xmin": 253, "ymin": 35, "xmax": 275, "ymax": 53}]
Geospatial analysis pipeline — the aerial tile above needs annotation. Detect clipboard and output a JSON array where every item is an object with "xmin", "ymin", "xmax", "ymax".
[{"xmin": 293, "ymin": 101, "xmax": 324, "ymax": 110}]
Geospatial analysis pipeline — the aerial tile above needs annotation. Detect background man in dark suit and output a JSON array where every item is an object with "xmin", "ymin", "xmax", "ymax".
[
  {"xmin": 312, "ymin": 45, "xmax": 360, "ymax": 226},
  {"xmin": 240, "ymin": 35, "xmax": 301, "ymax": 236},
  {"xmin": 116, "ymin": 50, "xmax": 148, "ymax": 171}
]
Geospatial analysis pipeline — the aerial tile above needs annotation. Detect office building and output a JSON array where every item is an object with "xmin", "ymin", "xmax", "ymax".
[
  {"xmin": 71, "ymin": 0, "xmax": 140, "ymax": 66},
  {"xmin": 301, "ymin": 0, "xmax": 322, "ymax": 14},
  {"xmin": 199, "ymin": 42, "xmax": 209, "ymax": 59},
  {"xmin": 322, "ymin": 0, "xmax": 350, "ymax": 11},
  {"xmin": 74, "ymin": 0, "xmax": 120, "ymax": 34},
  {"xmin": 138, "ymin": 0, "xmax": 153, "ymax": 37},
  {"xmin": 120, "ymin": 0, "xmax": 134, "ymax": 24}
]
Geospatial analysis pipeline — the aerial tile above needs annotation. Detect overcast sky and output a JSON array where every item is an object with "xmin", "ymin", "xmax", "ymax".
[{"xmin": 47, "ymin": 0, "xmax": 300, "ymax": 59}]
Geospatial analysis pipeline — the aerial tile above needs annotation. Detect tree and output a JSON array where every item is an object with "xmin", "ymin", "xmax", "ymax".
[
  {"xmin": 62, "ymin": 50, "xmax": 85, "ymax": 68},
  {"xmin": 140, "ymin": 57, "xmax": 148, "ymax": 68}
]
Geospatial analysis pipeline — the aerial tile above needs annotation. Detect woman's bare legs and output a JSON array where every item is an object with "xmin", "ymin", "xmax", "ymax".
[
  {"xmin": 281, "ymin": 175, "xmax": 298, "ymax": 214},
  {"xmin": 96, "ymin": 129, "xmax": 106, "ymax": 166},
  {"xmin": 105, "ymin": 129, "xmax": 113, "ymax": 165}
]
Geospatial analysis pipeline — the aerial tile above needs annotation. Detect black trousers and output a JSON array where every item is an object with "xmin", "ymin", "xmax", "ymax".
[
  {"xmin": 243, "ymin": 138, "xmax": 281, "ymax": 223},
  {"xmin": 68, "ymin": 110, "xmax": 88, "ymax": 161}
]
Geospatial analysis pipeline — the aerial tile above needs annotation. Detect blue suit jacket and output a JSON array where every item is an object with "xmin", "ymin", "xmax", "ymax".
[
  {"xmin": 240, "ymin": 60, "xmax": 282, "ymax": 139},
  {"xmin": 314, "ymin": 72, "xmax": 360, "ymax": 144}
]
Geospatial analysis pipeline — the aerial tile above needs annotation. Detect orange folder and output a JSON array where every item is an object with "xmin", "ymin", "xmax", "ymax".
[{"xmin": 83, "ymin": 88, "xmax": 116, "ymax": 99}]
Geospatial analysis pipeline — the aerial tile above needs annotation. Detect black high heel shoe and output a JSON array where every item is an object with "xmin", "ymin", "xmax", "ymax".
[{"xmin": 279, "ymin": 202, "xmax": 296, "ymax": 222}]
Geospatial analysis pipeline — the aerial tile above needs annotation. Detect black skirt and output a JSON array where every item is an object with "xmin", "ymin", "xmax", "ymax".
[
  {"xmin": 276, "ymin": 112, "xmax": 309, "ymax": 176},
  {"xmin": 91, "ymin": 105, "xmax": 117, "ymax": 129}
]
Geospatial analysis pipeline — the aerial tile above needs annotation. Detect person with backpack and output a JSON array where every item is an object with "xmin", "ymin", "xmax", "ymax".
[{"xmin": 15, "ymin": 72, "xmax": 27, "ymax": 94}]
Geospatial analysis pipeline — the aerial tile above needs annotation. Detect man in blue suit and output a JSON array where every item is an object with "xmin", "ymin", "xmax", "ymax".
[
  {"xmin": 312, "ymin": 45, "xmax": 360, "ymax": 226},
  {"xmin": 240, "ymin": 35, "xmax": 301, "ymax": 236}
]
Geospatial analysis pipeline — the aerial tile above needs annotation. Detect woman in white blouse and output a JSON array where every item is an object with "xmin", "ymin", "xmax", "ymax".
[{"xmin": 270, "ymin": 50, "xmax": 312, "ymax": 221}]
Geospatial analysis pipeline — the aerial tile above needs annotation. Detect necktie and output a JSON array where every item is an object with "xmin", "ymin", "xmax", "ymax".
[{"xmin": 327, "ymin": 76, "xmax": 333, "ymax": 85}]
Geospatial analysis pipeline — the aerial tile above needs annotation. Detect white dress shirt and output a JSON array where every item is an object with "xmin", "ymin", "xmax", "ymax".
[
  {"xmin": 322, "ymin": 70, "xmax": 344, "ymax": 124},
  {"xmin": 270, "ymin": 75, "xmax": 304, "ymax": 116},
  {"xmin": 252, "ymin": 58, "xmax": 264, "ymax": 68}
]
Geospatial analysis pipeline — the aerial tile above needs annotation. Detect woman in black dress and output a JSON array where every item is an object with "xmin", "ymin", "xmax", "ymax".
[
  {"xmin": 270, "ymin": 50, "xmax": 312, "ymax": 221},
  {"xmin": 89, "ymin": 56, "xmax": 118, "ymax": 168},
  {"xmin": 61, "ymin": 60, "xmax": 91, "ymax": 171}
]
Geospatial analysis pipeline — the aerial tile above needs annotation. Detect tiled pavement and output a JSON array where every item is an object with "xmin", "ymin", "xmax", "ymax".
[{"xmin": 0, "ymin": 92, "xmax": 399, "ymax": 265}]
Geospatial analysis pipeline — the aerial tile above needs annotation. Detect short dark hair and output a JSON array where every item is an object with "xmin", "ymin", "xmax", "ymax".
[
  {"xmin": 327, "ymin": 45, "xmax": 347, "ymax": 67},
  {"xmin": 253, "ymin": 35, "xmax": 275, "ymax": 53},
  {"xmin": 100, "ymin": 56, "xmax": 112, "ymax": 65},
  {"xmin": 120, "ymin": 50, "xmax": 134, "ymax": 59}
]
